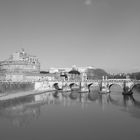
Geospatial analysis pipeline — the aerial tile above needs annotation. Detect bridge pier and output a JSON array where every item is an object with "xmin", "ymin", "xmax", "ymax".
[
  {"xmin": 99, "ymin": 81, "xmax": 110, "ymax": 94},
  {"xmin": 122, "ymin": 81, "xmax": 133, "ymax": 95},
  {"xmin": 122, "ymin": 90, "xmax": 133, "ymax": 95}
]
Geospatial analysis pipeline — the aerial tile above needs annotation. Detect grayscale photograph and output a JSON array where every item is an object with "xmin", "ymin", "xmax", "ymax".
[{"xmin": 0, "ymin": 0, "xmax": 140, "ymax": 140}]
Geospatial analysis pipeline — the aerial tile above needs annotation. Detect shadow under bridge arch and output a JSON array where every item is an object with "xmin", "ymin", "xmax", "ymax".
[
  {"xmin": 69, "ymin": 83, "xmax": 80, "ymax": 90},
  {"xmin": 88, "ymin": 83, "xmax": 100, "ymax": 92},
  {"xmin": 130, "ymin": 83, "xmax": 140, "ymax": 94},
  {"xmin": 109, "ymin": 84, "xmax": 123, "ymax": 92},
  {"xmin": 53, "ymin": 83, "xmax": 62, "ymax": 90}
]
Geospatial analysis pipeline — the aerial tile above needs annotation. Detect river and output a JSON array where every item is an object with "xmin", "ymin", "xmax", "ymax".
[{"xmin": 0, "ymin": 85, "xmax": 140, "ymax": 140}]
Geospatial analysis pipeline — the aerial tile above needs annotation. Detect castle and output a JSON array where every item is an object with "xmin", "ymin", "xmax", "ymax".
[
  {"xmin": 0, "ymin": 49, "xmax": 40, "ymax": 74},
  {"xmin": 0, "ymin": 49, "xmax": 41, "ymax": 82}
]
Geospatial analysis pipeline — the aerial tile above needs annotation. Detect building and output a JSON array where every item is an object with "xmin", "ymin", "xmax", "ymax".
[
  {"xmin": 0, "ymin": 49, "xmax": 40, "ymax": 74},
  {"xmin": 0, "ymin": 49, "xmax": 41, "ymax": 82},
  {"xmin": 48, "ymin": 65, "xmax": 94, "ymax": 81}
]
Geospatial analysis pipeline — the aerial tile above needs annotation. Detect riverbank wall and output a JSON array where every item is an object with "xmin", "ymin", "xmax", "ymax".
[{"xmin": 0, "ymin": 82, "xmax": 35, "ymax": 94}]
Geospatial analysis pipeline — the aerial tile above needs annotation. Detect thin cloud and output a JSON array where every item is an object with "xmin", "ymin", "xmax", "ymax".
[
  {"xmin": 84, "ymin": 0, "xmax": 92, "ymax": 6},
  {"xmin": 84, "ymin": 0, "xmax": 110, "ymax": 9}
]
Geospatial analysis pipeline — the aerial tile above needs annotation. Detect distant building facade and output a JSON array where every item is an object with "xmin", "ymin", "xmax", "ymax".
[
  {"xmin": 0, "ymin": 49, "xmax": 41, "ymax": 82},
  {"xmin": 48, "ymin": 65, "xmax": 95, "ymax": 81},
  {"xmin": 49, "ymin": 66, "xmax": 95, "ymax": 74},
  {"xmin": 0, "ymin": 49, "xmax": 40, "ymax": 74}
]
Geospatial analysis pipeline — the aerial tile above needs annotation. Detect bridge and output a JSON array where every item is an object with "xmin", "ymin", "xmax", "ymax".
[{"xmin": 35, "ymin": 79, "xmax": 140, "ymax": 95}]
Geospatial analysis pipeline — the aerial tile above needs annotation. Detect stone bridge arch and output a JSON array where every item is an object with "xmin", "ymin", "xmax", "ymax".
[
  {"xmin": 87, "ymin": 83, "xmax": 101, "ymax": 91},
  {"xmin": 108, "ymin": 83, "xmax": 123, "ymax": 91},
  {"xmin": 87, "ymin": 82, "xmax": 100, "ymax": 91},
  {"xmin": 48, "ymin": 82, "xmax": 63, "ymax": 90},
  {"xmin": 88, "ymin": 83, "xmax": 93, "ymax": 89},
  {"xmin": 130, "ymin": 83, "xmax": 140, "ymax": 93},
  {"xmin": 69, "ymin": 83, "xmax": 79, "ymax": 89},
  {"xmin": 107, "ymin": 80, "xmax": 136, "ymax": 94},
  {"xmin": 53, "ymin": 83, "xmax": 61, "ymax": 90}
]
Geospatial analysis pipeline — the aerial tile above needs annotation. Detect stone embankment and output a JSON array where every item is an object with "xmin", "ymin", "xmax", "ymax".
[
  {"xmin": 0, "ymin": 82, "xmax": 34, "ymax": 93},
  {"xmin": 0, "ymin": 81, "xmax": 56, "ymax": 101}
]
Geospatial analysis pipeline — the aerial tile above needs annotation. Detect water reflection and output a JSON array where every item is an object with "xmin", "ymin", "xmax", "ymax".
[
  {"xmin": 124, "ymin": 95, "xmax": 140, "ymax": 119},
  {"xmin": 0, "ymin": 88, "xmax": 140, "ymax": 127},
  {"xmin": 0, "ymin": 96, "xmax": 41, "ymax": 127},
  {"xmin": 109, "ymin": 88, "xmax": 140, "ymax": 107},
  {"xmin": 108, "ymin": 90, "xmax": 140, "ymax": 119},
  {"xmin": 69, "ymin": 91, "xmax": 80, "ymax": 100}
]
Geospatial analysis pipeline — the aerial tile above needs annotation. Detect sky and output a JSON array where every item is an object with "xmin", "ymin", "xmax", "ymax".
[{"xmin": 0, "ymin": 0, "xmax": 140, "ymax": 73}]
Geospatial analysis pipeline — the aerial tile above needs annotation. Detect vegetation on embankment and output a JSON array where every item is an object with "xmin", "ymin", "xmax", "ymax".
[
  {"xmin": 128, "ymin": 72, "xmax": 140, "ymax": 80},
  {"xmin": 86, "ymin": 68, "xmax": 109, "ymax": 80}
]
